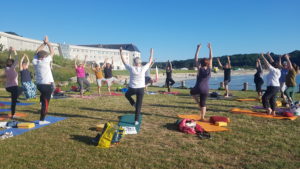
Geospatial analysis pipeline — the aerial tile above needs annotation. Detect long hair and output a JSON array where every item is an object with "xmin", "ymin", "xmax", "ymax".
[
  {"xmin": 6, "ymin": 59, "xmax": 14, "ymax": 67},
  {"xmin": 200, "ymin": 58, "xmax": 209, "ymax": 67}
]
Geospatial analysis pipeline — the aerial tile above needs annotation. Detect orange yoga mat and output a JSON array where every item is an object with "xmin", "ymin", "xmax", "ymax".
[
  {"xmin": 236, "ymin": 98, "xmax": 258, "ymax": 102},
  {"xmin": 230, "ymin": 108, "xmax": 298, "ymax": 120},
  {"xmin": 177, "ymin": 114, "xmax": 229, "ymax": 132},
  {"xmin": 0, "ymin": 112, "xmax": 28, "ymax": 121}
]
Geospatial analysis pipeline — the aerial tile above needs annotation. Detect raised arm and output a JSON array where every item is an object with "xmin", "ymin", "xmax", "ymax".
[
  {"xmin": 266, "ymin": 52, "xmax": 274, "ymax": 63},
  {"xmin": 284, "ymin": 54, "xmax": 294, "ymax": 71},
  {"xmin": 207, "ymin": 43, "xmax": 213, "ymax": 68},
  {"xmin": 217, "ymin": 58, "xmax": 223, "ymax": 69},
  {"xmin": 83, "ymin": 55, "xmax": 87, "ymax": 67},
  {"xmin": 111, "ymin": 57, "xmax": 114, "ymax": 69},
  {"xmin": 260, "ymin": 53, "xmax": 271, "ymax": 69},
  {"xmin": 227, "ymin": 56, "xmax": 231, "ymax": 68},
  {"xmin": 119, "ymin": 47, "xmax": 127, "ymax": 65},
  {"xmin": 149, "ymin": 48, "xmax": 153, "ymax": 64},
  {"xmin": 44, "ymin": 36, "xmax": 54, "ymax": 57},
  {"xmin": 20, "ymin": 54, "xmax": 26, "ymax": 71},
  {"xmin": 278, "ymin": 55, "xmax": 283, "ymax": 68},
  {"xmin": 74, "ymin": 56, "xmax": 78, "ymax": 69},
  {"xmin": 194, "ymin": 44, "xmax": 201, "ymax": 69}
]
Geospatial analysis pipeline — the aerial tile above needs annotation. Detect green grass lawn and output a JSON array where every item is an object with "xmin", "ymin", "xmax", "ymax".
[{"xmin": 0, "ymin": 87, "xmax": 299, "ymax": 169}]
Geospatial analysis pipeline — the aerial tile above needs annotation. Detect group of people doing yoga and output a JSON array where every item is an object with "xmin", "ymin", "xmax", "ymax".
[
  {"xmin": 254, "ymin": 53, "xmax": 299, "ymax": 115},
  {"xmin": 4, "ymin": 36, "xmax": 55, "ymax": 124},
  {"xmin": 4, "ymin": 36, "xmax": 299, "ymax": 124}
]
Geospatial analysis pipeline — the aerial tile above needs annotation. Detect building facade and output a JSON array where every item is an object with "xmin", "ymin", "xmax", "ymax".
[{"xmin": 0, "ymin": 32, "xmax": 141, "ymax": 70}]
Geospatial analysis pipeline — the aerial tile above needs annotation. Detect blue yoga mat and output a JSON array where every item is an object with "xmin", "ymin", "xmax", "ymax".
[
  {"xmin": 0, "ymin": 109, "xmax": 11, "ymax": 112},
  {"xmin": 0, "ymin": 116, "xmax": 66, "ymax": 137},
  {"xmin": 0, "ymin": 101, "xmax": 35, "ymax": 106},
  {"xmin": 118, "ymin": 114, "xmax": 142, "ymax": 132}
]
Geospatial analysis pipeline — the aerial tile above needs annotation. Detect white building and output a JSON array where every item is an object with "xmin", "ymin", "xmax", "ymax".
[{"xmin": 0, "ymin": 32, "xmax": 141, "ymax": 70}]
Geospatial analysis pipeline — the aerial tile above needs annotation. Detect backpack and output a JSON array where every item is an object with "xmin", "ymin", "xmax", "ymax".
[
  {"xmin": 177, "ymin": 119, "xmax": 211, "ymax": 139},
  {"xmin": 96, "ymin": 122, "xmax": 124, "ymax": 148}
]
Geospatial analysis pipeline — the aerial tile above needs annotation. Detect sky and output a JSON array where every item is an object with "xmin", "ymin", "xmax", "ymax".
[{"xmin": 1, "ymin": 0, "xmax": 299, "ymax": 61}]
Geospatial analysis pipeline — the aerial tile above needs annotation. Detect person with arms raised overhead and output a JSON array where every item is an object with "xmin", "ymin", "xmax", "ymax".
[
  {"xmin": 190, "ymin": 43, "xmax": 213, "ymax": 121},
  {"xmin": 32, "ymin": 36, "xmax": 55, "ymax": 125},
  {"xmin": 5, "ymin": 47, "xmax": 23, "ymax": 119},
  {"xmin": 254, "ymin": 58, "xmax": 264, "ymax": 99},
  {"xmin": 260, "ymin": 53, "xmax": 281, "ymax": 116},
  {"xmin": 217, "ymin": 55, "xmax": 231, "ymax": 97},
  {"xmin": 120, "ymin": 47, "xmax": 153, "ymax": 125},
  {"xmin": 20, "ymin": 54, "xmax": 36, "ymax": 99},
  {"xmin": 91, "ymin": 62, "xmax": 104, "ymax": 95},
  {"xmin": 75, "ymin": 55, "xmax": 90, "ymax": 97},
  {"xmin": 283, "ymin": 54, "xmax": 299, "ymax": 107},
  {"xmin": 165, "ymin": 60, "xmax": 175, "ymax": 92},
  {"xmin": 103, "ymin": 57, "xmax": 117, "ymax": 95}
]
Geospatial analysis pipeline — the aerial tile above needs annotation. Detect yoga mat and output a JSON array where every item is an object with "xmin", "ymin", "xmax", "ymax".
[
  {"xmin": 0, "ymin": 109, "xmax": 11, "ymax": 113},
  {"xmin": 0, "ymin": 101, "xmax": 35, "ymax": 106},
  {"xmin": 236, "ymin": 98, "xmax": 258, "ymax": 102},
  {"xmin": 0, "ymin": 112, "xmax": 28, "ymax": 120},
  {"xmin": 118, "ymin": 114, "xmax": 142, "ymax": 132},
  {"xmin": 0, "ymin": 116, "xmax": 66, "ymax": 137},
  {"xmin": 230, "ymin": 108, "xmax": 298, "ymax": 120},
  {"xmin": 252, "ymin": 106, "xmax": 289, "ymax": 113},
  {"xmin": 177, "ymin": 114, "xmax": 229, "ymax": 132}
]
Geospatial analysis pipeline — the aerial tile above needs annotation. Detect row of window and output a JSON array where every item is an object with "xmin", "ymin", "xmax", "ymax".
[{"xmin": 70, "ymin": 48, "xmax": 133, "ymax": 56}]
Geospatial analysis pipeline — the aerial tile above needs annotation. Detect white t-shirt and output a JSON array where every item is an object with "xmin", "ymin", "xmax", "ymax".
[
  {"xmin": 125, "ymin": 63, "xmax": 151, "ymax": 88},
  {"xmin": 32, "ymin": 56, "xmax": 54, "ymax": 84},
  {"xmin": 266, "ymin": 65, "xmax": 281, "ymax": 87}
]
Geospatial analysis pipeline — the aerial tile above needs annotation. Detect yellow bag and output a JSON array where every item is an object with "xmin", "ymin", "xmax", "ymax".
[{"xmin": 97, "ymin": 122, "xmax": 119, "ymax": 148}]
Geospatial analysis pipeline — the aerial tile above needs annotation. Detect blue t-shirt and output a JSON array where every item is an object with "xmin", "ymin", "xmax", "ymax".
[{"xmin": 279, "ymin": 68, "xmax": 288, "ymax": 83}]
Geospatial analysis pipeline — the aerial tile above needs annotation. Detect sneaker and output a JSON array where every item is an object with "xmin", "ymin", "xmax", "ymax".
[
  {"xmin": 39, "ymin": 120, "xmax": 50, "ymax": 125},
  {"xmin": 134, "ymin": 121, "xmax": 139, "ymax": 125}
]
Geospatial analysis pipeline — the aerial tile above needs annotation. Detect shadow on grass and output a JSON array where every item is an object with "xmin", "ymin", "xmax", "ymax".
[
  {"xmin": 149, "ymin": 104, "xmax": 197, "ymax": 110},
  {"xmin": 70, "ymin": 135, "xmax": 96, "ymax": 146},
  {"xmin": 163, "ymin": 123, "xmax": 179, "ymax": 132}
]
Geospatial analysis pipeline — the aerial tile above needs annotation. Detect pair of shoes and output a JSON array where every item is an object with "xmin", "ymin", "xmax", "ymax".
[{"xmin": 0, "ymin": 132, "xmax": 13, "ymax": 140}]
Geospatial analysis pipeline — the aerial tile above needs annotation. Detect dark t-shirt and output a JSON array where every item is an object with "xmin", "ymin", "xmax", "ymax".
[
  {"xmin": 254, "ymin": 67, "xmax": 263, "ymax": 83},
  {"xmin": 20, "ymin": 69, "xmax": 32, "ymax": 83},
  {"xmin": 224, "ymin": 68, "xmax": 231, "ymax": 81},
  {"xmin": 195, "ymin": 68, "xmax": 211, "ymax": 94},
  {"xmin": 166, "ymin": 70, "xmax": 172, "ymax": 79},
  {"xmin": 104, "ymin": 67, "xmax": 113, "ymax": 78}
]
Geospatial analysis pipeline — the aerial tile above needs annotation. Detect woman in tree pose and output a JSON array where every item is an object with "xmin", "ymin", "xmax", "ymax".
[
  {"xmin": 20, "ymin": 54, "xmax": 36, "ymax": 99},
  {"xmin": 120, "ymin": 47, "xmax": 153, "ymax": 125},
  {"xmin": 190, "ymin": 43, "xmax": 213, "ymax": 121},
  {"xmin": 283, "ymin": 54, "xmax": 299, "ymax": 106},
  {"xmin": 260, "ymin": 53, "xmax": 281, "ymax": 116},
  {"xmin": 165, "ymin": 60, "xmax": 175, "ymax": 92},
  {"xmin": 254, "ymin": 58, "xmax": 264, "ymax": 99},
  {"xmin": 5, "ymin": 47, "xmax": 23, "ymax": 119},
  {"xmin": 217, "ymin": 56, "xmax": 231, "ymax": 97},
  {"xmin": 32, "ymin": 36, "xmax": 55, "ymax": 124},
  {"xmin": 75, "ymin": 55, "xmax": 90, "ymax": 96},
  {"xmin": 103, "ymin": 58, "xmax": 117, "ymax": 94},
  {"xmin": 91, "ymin": 62, "xmax": 104, "ymax": 94},
  {"xmin": 277, "ymin": 54, "xmax": 289, "ymax": 99}
]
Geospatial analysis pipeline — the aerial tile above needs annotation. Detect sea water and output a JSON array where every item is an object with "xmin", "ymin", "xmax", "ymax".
[{"xmin": 174, "ymin": 74, "xmax": 300, "ymax": 91}]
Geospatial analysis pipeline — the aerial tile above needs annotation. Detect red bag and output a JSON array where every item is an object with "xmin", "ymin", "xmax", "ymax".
[
  {"xmin": 282, "ymin": 112, "xmax": 294, "ymax": 117},
  {"xmin": 209, "ymin": 116, "xmax": 229, "ymax": 124},
  {"xmin": 178, "ymin": 119, "xmax": 204, "ymax": 134}
]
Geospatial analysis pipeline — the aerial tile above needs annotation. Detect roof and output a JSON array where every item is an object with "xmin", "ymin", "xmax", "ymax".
[{"xmin": 79, "ymin": 44, "xmax": 140, "ymax": 52}]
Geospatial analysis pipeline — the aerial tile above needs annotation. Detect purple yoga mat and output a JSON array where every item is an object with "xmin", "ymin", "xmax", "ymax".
[{"xmin": 252, "ymin": 106, "xmax": 290, "ymax": 112}]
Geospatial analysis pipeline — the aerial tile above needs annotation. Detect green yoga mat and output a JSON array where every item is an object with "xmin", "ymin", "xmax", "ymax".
[{"xmin": 118, "ymin": 114, "xmax": 142, "ymax": 132}]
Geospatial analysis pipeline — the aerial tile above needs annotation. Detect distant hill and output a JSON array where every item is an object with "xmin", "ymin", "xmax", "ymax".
[{"xmin": 152, "ymin": 50, "xmax": 300, "ymax": 69}]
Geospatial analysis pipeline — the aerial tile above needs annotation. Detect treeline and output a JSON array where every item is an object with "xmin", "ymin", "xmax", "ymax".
[{"xmin": 153, "ymin": 50, "xmax": 300, "ymax": 69}]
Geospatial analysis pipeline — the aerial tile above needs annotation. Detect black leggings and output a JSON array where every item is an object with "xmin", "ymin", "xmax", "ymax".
[
  {"xmin": 37, "ymin": 84, "xmax": 53, "ymax": 121},
  {"xmin": 125, "ymin": 87, "xmax": 144, "ymax": 121},
  {"xmin": 5, "ymin": 86, "xmax": 23, "ymax": 116},
  {"xmin": 166, "ymin": 78, "xmax": 175, "ymax": 88},
  {"xmin": 262, "ymin": 86, "xmax": 280, "ymax": 111}
]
